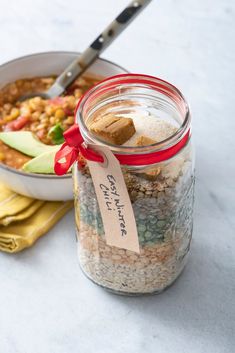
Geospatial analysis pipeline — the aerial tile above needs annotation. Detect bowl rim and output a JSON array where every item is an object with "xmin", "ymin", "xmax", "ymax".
[{"xmin": 0, "ymin": 50, "xmax": 128, "ymax": 179}]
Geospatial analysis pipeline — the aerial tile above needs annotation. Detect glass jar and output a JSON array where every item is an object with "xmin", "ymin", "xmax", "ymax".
[{"xmin": 73, "ymin": 74, "xmax": 195, "ymax": 295}]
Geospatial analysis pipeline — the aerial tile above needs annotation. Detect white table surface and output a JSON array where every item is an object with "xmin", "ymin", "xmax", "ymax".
[{"xmin": 0, "ymin": 0, "xmax": 234, "ymax": 352}]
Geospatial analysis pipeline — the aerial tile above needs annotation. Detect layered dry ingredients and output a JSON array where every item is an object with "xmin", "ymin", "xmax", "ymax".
[{"xmin": 74, "ymin": 114, "xmax": 194, "ymax": 295}]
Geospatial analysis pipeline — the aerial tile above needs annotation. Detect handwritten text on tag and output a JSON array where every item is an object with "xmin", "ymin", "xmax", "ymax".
[{"xmin": 87, "ymin": 145, "xmax": 140, "ymax": 253}]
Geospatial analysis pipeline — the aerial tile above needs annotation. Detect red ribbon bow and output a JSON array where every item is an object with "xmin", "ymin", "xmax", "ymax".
[
  {"xmin": 54, "ymin": 124, "xmax": 190, "ymax": 175},
  {"xmin": 54, "ymin": 124, "xmax": 103, "ymax": 175}
]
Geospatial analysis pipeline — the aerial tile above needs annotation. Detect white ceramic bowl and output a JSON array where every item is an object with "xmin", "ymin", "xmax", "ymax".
[{"xmin": 0, "ymin": 51, "xmax": 128, "ymax": 200}]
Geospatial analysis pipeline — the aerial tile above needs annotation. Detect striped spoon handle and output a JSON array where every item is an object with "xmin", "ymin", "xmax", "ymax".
[{"xmin": 47, "ymin": 0, "xmax": 152, "ymax": 98}]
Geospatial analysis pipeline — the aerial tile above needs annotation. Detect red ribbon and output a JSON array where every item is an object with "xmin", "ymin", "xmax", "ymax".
[
  {"xmin": 54, "ymin": 125, "xmax": 103, "ymax": 175},
  {"xmin": 54, "ymin": 124, "xmax": 190, "ymax": 175}
]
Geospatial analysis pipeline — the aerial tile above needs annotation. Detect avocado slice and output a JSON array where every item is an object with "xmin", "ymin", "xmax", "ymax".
[
  {"xmin": 22, "ymin": 149, "xmax": 59, "ymax": 174},
  {"xmin": 0, "ymin": 131, "xmax": 60, "ymax": 157}
]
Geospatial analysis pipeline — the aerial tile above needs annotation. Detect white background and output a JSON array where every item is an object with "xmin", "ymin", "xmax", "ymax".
[{"xmin": 0, "ymin": 0, "xmax": 234, "ymax": 352}]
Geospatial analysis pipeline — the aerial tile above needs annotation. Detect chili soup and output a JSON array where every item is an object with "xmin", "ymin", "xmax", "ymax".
[{"xmin": 0, "ymin": 75, "xmax": 101, "ymax": 170}]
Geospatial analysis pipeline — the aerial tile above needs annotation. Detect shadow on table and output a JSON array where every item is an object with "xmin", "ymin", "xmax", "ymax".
[{"xmin": 103, "ymin": 238, "xmax": 235, "ymax": 348}]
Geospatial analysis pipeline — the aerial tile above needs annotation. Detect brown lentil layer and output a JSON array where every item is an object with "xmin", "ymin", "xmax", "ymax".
[
  {"xmin": 78, "ymin": 222, "xmax": 182, "ymax": 266},
  {"xmin": 77, "ymin": 223, "xmax": 188, "ymax": 295}
]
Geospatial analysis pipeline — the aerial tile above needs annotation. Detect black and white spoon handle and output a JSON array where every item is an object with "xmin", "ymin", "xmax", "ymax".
[{"xmin": 47, "ymin": 0, "xmax": 152, "ymax": 98}]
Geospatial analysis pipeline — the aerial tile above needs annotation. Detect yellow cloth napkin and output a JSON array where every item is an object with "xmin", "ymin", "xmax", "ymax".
[{"xmin": 0, "ymin": 183, "xmax": 73, "ymax": 253}]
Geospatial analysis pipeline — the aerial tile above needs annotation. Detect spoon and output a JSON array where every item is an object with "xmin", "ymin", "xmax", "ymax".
[{"xmin": 19, "ymin": 0, "xmax": 152, "ymax": 102}]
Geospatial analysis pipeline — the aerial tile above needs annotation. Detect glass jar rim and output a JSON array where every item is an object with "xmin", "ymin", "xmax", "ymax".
[{"xmin": 75, "ymin": 73, "xmax": 191, "ymax": 155}]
